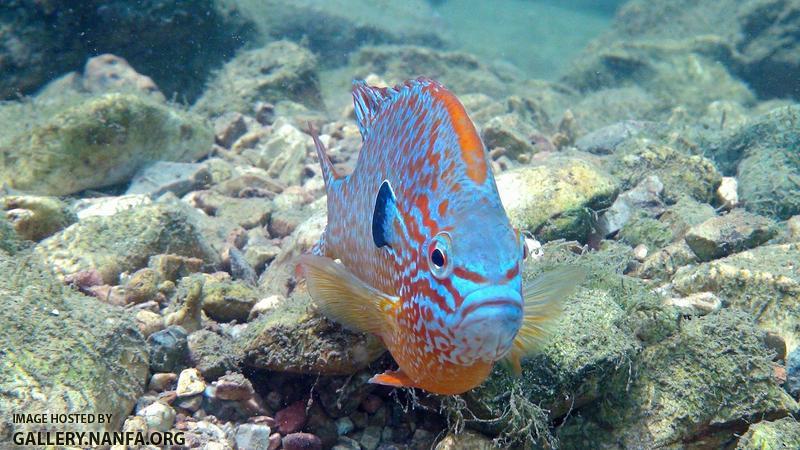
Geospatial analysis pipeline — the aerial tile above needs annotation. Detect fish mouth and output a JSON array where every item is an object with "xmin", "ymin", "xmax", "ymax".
[{"xmin": 453, "ymin": 287, "xmax": 523, "ymax": 363}]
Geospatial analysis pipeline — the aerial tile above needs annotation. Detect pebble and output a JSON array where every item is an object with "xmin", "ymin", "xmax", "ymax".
[
  {"xmin": 228, "ymin": 247, "xmax": 258, "ymax": 285},
  {"xmin": 176, "ymin": 368, "xmax": 206, "ymax": 397},
  {"xmin": 360, "ymin": 394, "xmax": 383, "ymax": 414},
  {"xmin": 333, "ymin": 436, "xmax": 362, "ymax": 450},
  {"xmin": 248, "ymin": 294, "xmax": 286, "ymax": 320},
  {"xmin": 276, "ymin": 400, "xmax": 308, "ymax": 434},
  {"xmin": 360, "ymin": 426, "xmax": 382, "ymax": 450},
  {"xmin": 786, "ymin": 347, "xmax": 800, "ymax": 399},
  {"xmin": 764, "ymin": 332, "xmax": 787, "ymax": 361},
  {"xmin": 684, "ymin": 209, "xmax": 777, "ymax": 261},
  {"xmin": 633, "ymin": 244, "xmax": 648, "ymax": 262},
  {"xmin": 147, "ymin": 326, "xmax": 189, "ymax": 373},
  {"xmin": 254, "ymin": 102, "xmax": 276, "ymax": 126},
  {"xmin": 215, "ymin": 112, "xmax": 249, "ymax": 148},
  {"xmin": 174, "ymin": 394, "xmax": 202, "ymax": 412},
  {"xmin": 716, "ymin": 176, "xmax": 739, "ymax": 209},
  {"xmin": 335, "ymin": 417, "xmax": 354, "ymax": 435},
  {"xmin": 282, "ymin": 433, "xmax": 323, "ymax": 450},
  {"xmin": 268, "ymin": 432, "xmax": 282, "ymax": 450},
  {"xmin": 236, "ymin": 423, "xmax": 272, "ymax": 450},
  {"xmin": 135, "ymin": 309, "xmax": 164, "ymax": 338},
  {"xmin": 148, "ymin": 372, "xmax": 177, "ymax": 392},
  {"xmin": 788, "ymin": 215, "xmax": 800, "ymax": 242},
  {"xmin": 215, "ymin": 372, "xmax": 255, "ymax": 401},
  {"xmin": 664, "ymin": 292, "xmax": 722, "ymax": 315},
  {"xmin": 136, "ymin": 402, "xmax": 176, "ymax": 432},
  {"xmin": 126, "ymin": 161, "xmax": 211, "ymax": 197}
]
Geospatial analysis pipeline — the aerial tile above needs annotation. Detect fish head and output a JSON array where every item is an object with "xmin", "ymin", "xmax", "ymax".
[{"xmin": 413, "ymin": 200, "xmax": 527, "ymax": 365}]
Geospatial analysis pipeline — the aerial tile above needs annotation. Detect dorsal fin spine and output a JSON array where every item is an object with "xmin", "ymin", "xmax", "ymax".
[
  {"xmin": 308, "ymin": 123, "xmax": 338, "ymax": 190},
  {"xmin": 353, "ymin": 80, "xmax": 393, "ymax": 139}
]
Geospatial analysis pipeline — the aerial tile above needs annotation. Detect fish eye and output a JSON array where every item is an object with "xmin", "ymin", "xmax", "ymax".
[{"xmin": 428, "ymin": 233, "xmax": 452, "ymax": 279}]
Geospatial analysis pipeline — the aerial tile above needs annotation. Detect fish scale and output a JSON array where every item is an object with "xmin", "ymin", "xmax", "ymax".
[{"xmin": 299, "ymin": 77, "xmax": 581, "ymax": 394}]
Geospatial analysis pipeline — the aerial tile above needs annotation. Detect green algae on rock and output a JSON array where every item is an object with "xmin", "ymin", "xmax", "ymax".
[
  {"xmin": 672, "ymin": 243, "xmax": 800, "ymax": 353},
  {"xmin": 351, "ymin": 45, "xmax": 527, "ymax": 99},
  {"xmin": 200, "ymin": 275, "xmax": 260, "ymax": 323},
  {"xmin": 0, "ymin": 215, "xmax": 24, "ymax": 256},
  {"xmin": 618, "ymin": 211, "xmax": 674, "ymax": 250},
  {"xmin": 708, "ymin": 105, "xmax": 800, "ymax": 175},
  {"xmin": 736, "ymin": 416, "xmax": 800, "ymax": 450},
  {"xmin": 559, "ymin": 309, "xmax": 798, "ymax": 449},
  {"xmin": 610, "ymin": 139, "xmax": 722, "ymax": 203},
  {"xmin": 0, "ymin": 93, "xmax": 212, "ymax": 196},
  {"xmin": 192, "ymin": 41, "xmax": 322, "ymax": 118},
  {"xmin": 35, "ymin": 200, "xmax": 218, "ymax": 284},
  {"xmin": 684, "ymin": 209, "xmax": 777, "ymax": 261},
  {"xmin": 237, "ymin": 289, "xmax": 385, "ymax": 376},
  {"xmin": 496, "ymin": 156, "xmax": 618, "ymax": 242},
  {"xmin": 462, "ymin": 241, "xmax": 672, "ymax": 448},
  {"xmin": 0, "ymin": 251, "xmax": 148, "ymax": 440},
  {"xmin": 1, "ymin": 195, "xmax": 76, "ymax": 241}
]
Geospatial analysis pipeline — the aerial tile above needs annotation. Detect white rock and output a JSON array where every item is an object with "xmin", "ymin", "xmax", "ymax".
[
  {"xmin": 716, "ymin": 176, "xmax": 738, "ymax": 209},
  {"xmin": 633, "ymin": 244, "xmax": 648, "ymax": 262},
  {"xmin": 136, "ymin": 401, "xmax": 175, "ymax": 432},
  {"xmin": 525, "ymin": 237, "xmax": 543, "ymax": 260},
  {"xmin": 73, "ymin": 194, "xmax": 152, "ymax": 219},
  {"xmin": 664, "ymin": 292, "xmax": 722, "ymax": 315},
  {"xmin": 248, "ymin": 294, "xmax": 287, "ymax": 320}
]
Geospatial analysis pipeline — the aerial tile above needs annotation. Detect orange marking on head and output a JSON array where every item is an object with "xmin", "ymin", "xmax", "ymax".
[
  {"xmin": 453, "ymin": 267, "xmax": 488, "ymax": 284},
  {"xmin": 415, "ymin": 195, "xmax": 438, "ymax": 233},
  {"xmin": 504, "ymin": 265, "xmax": 520, "ymax": 281},
  {"xmin": 438, "ymin": 199, "xmax": 449, "ymax": 217},
  {"xmin": 426, "ymin": 85, "xmax": 487, "ymax": 184}
]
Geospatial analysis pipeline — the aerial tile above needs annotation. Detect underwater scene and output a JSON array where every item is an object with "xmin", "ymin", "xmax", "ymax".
[{"xmin": 1, "ymin": 0, "xmax": 799, "ymax": 449}]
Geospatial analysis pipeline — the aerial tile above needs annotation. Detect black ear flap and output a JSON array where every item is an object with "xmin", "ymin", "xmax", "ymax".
[{"xmin": 372, "ymin": 180, "xmax": 398, "ymax": 249}]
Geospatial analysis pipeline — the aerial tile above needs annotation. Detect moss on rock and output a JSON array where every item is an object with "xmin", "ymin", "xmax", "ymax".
[
  {"xmin": 35, "ymin": 200, "xmax": 219, "ymax": 284},
  {"xmin": 672, "ymin": 243, "xmax": 800, "ymax": 353},
  {"xmin": 496, "ymin": 156, "xmax": 619, "ymax": 243},
  {"xmin": 618, "ymin": 211, "xmax": 674, "ymax": 250},
  {"xmin": 462, "ymin": 241, "xmax": 676, "ymax": 447},
  {"xmin": 0, "ymin": 251, "xmax": 148, "ymax": 440},
  {"xmin": 737, "ymin": 417, "xmax": 800, "ymax": 450},
  {"xmin": 610, "ymin": 139, "xmax": 722, "ymax": 203},
  {"xmin": 560, "ymin": 310, "xmax": 798, "ymax": 448},
  {"xmin": 192, "ymin": 41, "xmax": 322, "ymax": 118},
  {"xmin": 237, "ymin": 289, "xmax": 385, "ymax": 376},
  {"xmin": 201, "ymin": 276, "xmax": 260, "ymax": 323},
  {"xmin": 1, "ymin": 195, "xmax": 76, "ymax": 241},
  {"xmin": 0, "ymin": 93, "xmax": 212, "ymax": 195}
]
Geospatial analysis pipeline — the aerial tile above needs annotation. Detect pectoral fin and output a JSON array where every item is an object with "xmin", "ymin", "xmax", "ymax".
[
  {"xmin": 297, "ymin": 254, "xmax": 397, "ymax": 336},
  {"xmin": 368, "ymin": 369, "xmax": 417, "ymax": 388},
  {"xmin": 506, "ymin": 266, "xmax": 586, "ymax": 375}
]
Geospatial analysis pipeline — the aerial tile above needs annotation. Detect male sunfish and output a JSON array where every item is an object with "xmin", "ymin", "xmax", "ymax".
[{"xmin": 299, "ymin": 77, "xmax": 582, "ymax": 395}]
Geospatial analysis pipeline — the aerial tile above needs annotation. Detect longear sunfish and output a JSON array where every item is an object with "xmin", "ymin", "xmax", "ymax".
[{"xmin": 299, "ymin": 77, "xmax": 583, "ymax": 395}]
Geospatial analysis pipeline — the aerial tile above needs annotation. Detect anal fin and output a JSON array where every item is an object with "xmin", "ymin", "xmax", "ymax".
[{"xmin": 368, "ymin": 369, "xmax": 417, "ymax": 388}]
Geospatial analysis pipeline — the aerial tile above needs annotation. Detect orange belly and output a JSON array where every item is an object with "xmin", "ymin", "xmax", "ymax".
[{"xmin": 386, "ymin": 330, "xmax": 495, "ymax": 395}]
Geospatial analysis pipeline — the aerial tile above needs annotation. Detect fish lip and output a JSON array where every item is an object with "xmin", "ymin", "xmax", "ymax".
[{"xmin": 456, "ymin": 287, "xmax": 523, "ymax": 328}]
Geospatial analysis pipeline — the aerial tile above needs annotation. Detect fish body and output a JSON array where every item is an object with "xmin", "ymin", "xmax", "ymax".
[{"xmin": 300, "ymin": 78, "xmax": 579, "ymax": 395}]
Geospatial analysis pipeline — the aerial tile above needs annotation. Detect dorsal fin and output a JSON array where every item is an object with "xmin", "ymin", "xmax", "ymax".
[
  {"xmin": 353, "ymin": 80, "xmax": 394, "ymax": 139},
  {"xmin": 352, "ymin": 78, "xmax": 441, "ymax": 140},
  {"xmin": 308, "ymin": 122, "xmax": 338, "ymax": 189}
]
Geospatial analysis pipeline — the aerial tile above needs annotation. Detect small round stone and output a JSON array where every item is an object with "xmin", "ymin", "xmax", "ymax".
[{"xmin": 282, "ymin": 432, "xmax": 323, "ymax": 450}]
